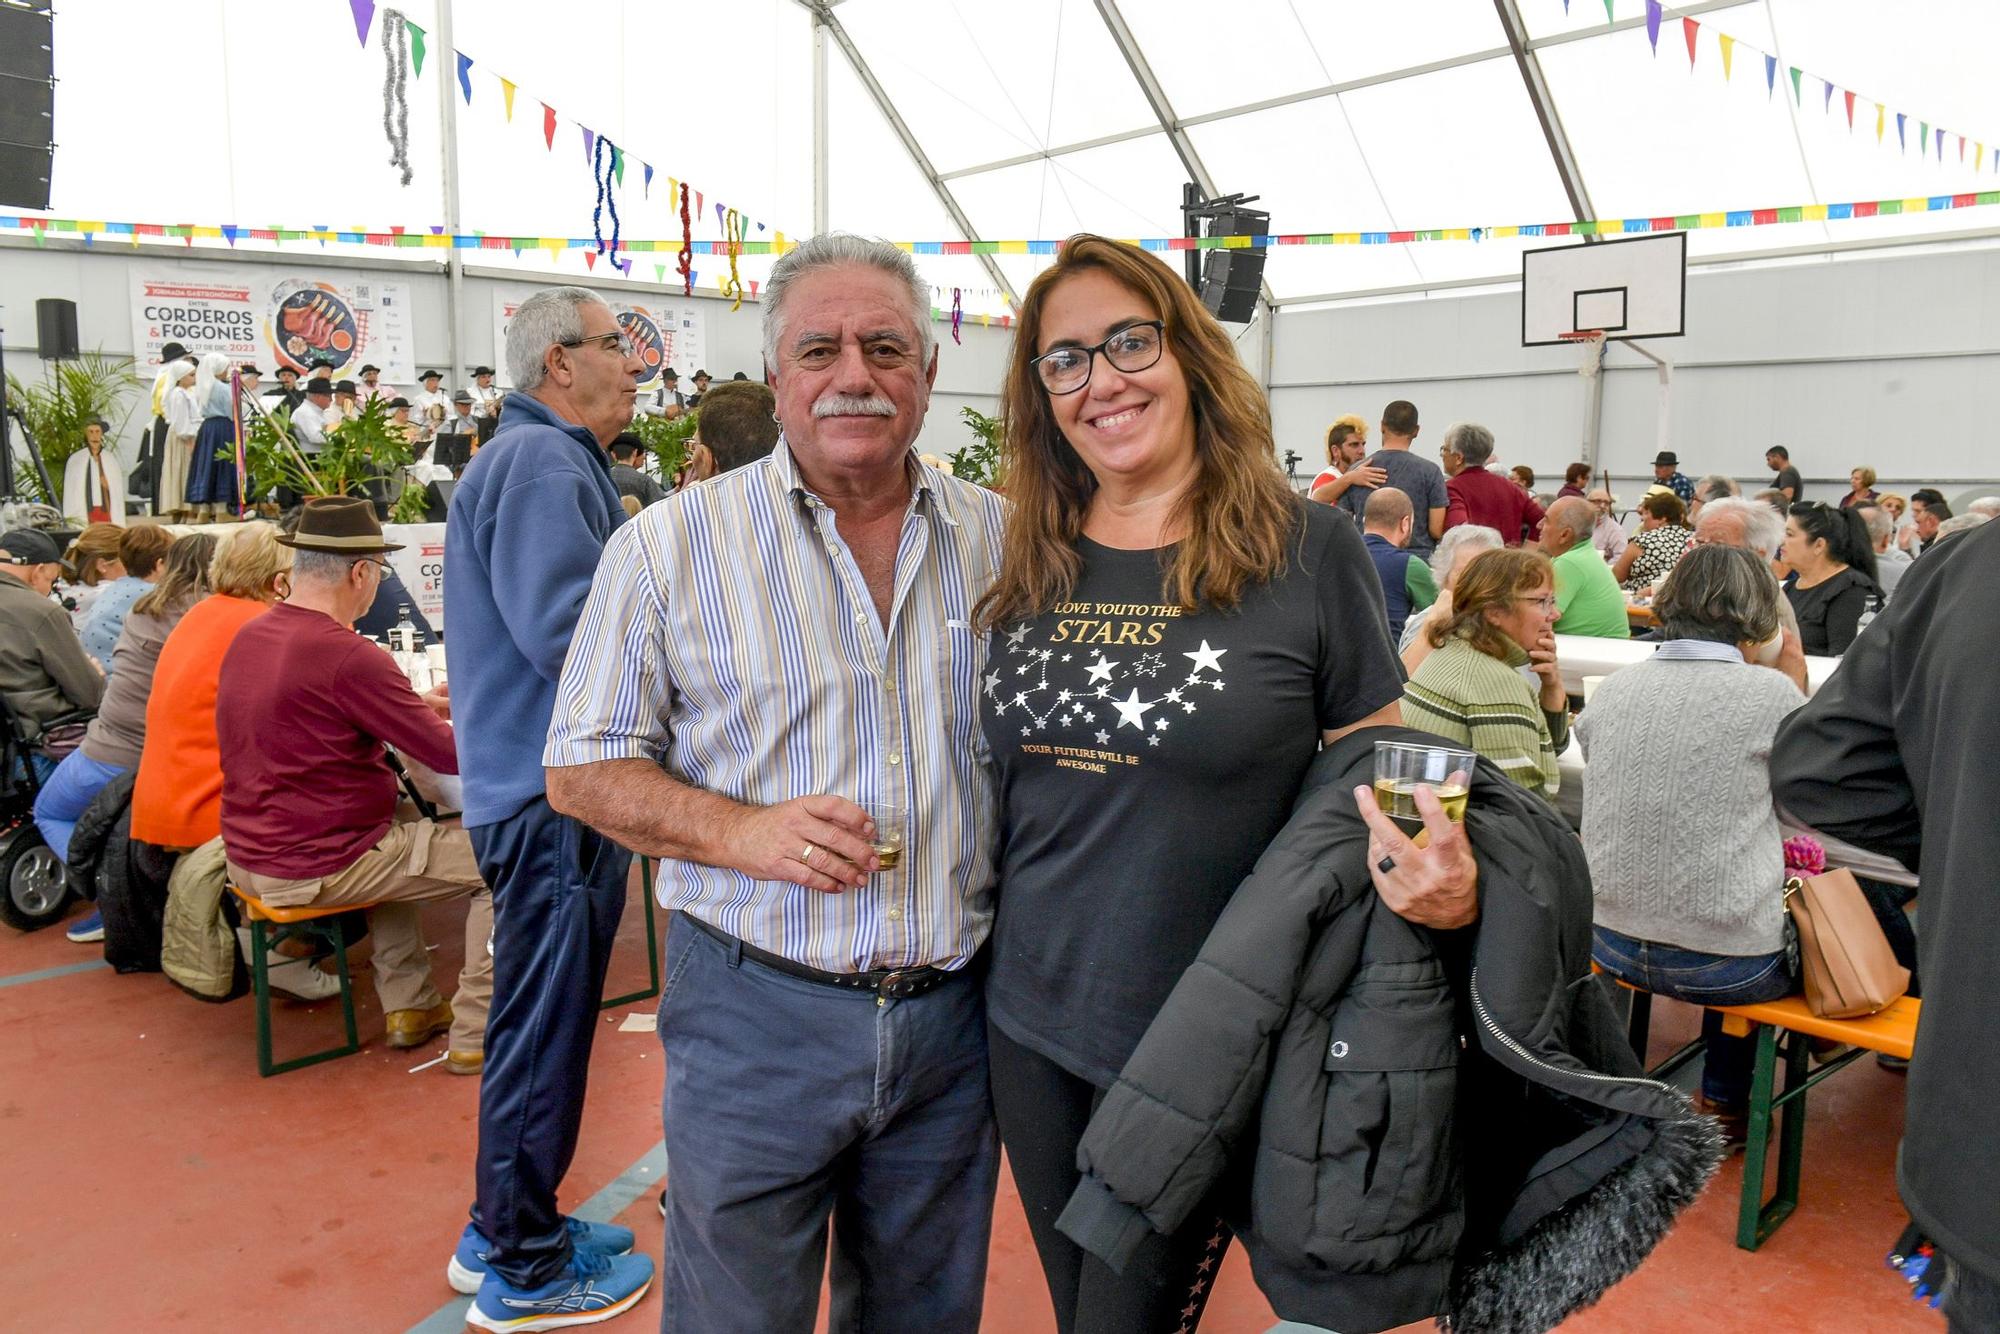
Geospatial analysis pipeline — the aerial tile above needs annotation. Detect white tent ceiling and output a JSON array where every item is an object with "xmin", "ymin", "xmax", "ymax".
[{"xmin": 18, "ymin": 0, "xmax": 2000, "ymax": 317}]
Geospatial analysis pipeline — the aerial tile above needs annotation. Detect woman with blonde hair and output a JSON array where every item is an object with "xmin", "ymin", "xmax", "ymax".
[
  {"xmin": 974, "ymin": 234, "xmax": 1423, "ymax": 1328},
  {"xmin": 1839, "ymin": 465, "xmax": 1879, "ymax": 510},
  {"xmin": 131, "ymin": 523, "xmax": 292, "ymax": 850},
  {"xmin": 1402, "ymin": 547, "xmax": 1569, "ymax": 801}
]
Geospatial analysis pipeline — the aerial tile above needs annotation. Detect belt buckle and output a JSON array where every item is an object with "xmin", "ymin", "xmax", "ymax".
[{"xmin": 877, "ymin": 969, "xmax": 918, "ymax": 1000}]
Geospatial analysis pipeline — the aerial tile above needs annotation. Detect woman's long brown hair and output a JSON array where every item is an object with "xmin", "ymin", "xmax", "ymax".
[{"xmin": 973, "ymin": 235, "xmax": 1299, "ymax": 630}]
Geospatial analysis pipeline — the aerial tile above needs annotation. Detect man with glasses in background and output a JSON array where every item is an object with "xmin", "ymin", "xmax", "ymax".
[
  {"xmin": 443, "ymin": 287, "xmax": 655, "ymax": 1329},
  {"xmin": 215, "ymin": 496, "xmax": 491, "ymax": 1059}
]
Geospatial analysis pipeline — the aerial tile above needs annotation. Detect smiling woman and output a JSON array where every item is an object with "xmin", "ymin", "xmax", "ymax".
[{"xmin": 973, "ymin": 234, "xmax": 1412, "ymax": 1331}]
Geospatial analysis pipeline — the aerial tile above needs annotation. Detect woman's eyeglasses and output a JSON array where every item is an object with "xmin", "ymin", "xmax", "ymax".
[{"xmin": 1030, "ymin": 321, "xmax": 1165, "ymax": 395}]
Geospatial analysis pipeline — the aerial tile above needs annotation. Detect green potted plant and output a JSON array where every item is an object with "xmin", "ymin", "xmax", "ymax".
[
  {"xmin": 3, "ymin": 350, "xmax": 144, "ymax": 505},
  {"xmin": 950, "ymin": 406, "xmax": 1004, "ymax": 488},
  {"xmin": 631, "ymin": 408, "xmax": 699, "ymax": 484}
]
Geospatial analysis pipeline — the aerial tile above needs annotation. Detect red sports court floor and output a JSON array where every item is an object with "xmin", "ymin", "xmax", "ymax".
[{"xmin": 0, "ymin": 868, "xmax": 1939, "ymax": 1332}]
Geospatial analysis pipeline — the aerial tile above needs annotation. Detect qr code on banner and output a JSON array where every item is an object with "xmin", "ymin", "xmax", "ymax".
[{"xmin": 355, "ymin": 286, "xmax": 373, "ymax": 300}]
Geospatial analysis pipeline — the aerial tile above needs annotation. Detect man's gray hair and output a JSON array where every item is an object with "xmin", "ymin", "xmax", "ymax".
[
  {"xmin": 1935, "ymin": 512, "xmax": 1991, "ymax": 539},
  {"xmin": 1429, "ymin": 523, "xmax": 1503, "ymax": 580},
  {"xmin": 1442, "ymin": 422, "xmax": 1495, "ymax": 468},
  {"xmin": 505, "ymin": 286, "xmax": 610, "ymax": 392},
  {"xmin": 1695, "ymin": 473, "xmax": 1740, "ymax": 501},
  {"xmin": 1698, "ymin": 496, "xmax": 1785, "ymax": 556},
  {"xmin": 1856, "ymin": 504, "xmax": 1893, "ymax": 543},
  {"xmin": 762, "ymin": 233, "xmax": 933, "ymax": 375},
  {"xmin": 289, "ymin": 548, "xmax": 365, "ymax": 584},
  {"xmin": 1967, "ymin": 495, "xmax": 2000, "ymax": 519}
]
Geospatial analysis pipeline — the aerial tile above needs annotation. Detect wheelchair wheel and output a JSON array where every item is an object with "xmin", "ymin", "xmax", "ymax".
[{"xmin": 0, "ymin": 824, "xmax": 71, "ymax": 931}]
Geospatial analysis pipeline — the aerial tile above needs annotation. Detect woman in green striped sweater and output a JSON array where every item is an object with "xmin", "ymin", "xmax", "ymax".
[{"xmin": 1402, "ymin": 548, "xmax": 1570, "ymax": 802}]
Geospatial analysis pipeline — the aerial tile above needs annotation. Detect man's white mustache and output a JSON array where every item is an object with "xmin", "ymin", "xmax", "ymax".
[{"xmin": 813, "ymin": 394, "xmax": 897, "ymax": 418}]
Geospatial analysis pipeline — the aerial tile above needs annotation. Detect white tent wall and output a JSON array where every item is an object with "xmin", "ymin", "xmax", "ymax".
[
  {"xmin": 0, "ymin": 243, "xmax": 1012, "ymax": 466},
  {"xmin": 1270, "ymin": 242, "xmax": 2000, "ymax": 503}
]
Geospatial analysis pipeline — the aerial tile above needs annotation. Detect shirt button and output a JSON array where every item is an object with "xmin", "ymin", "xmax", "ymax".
[
  {"xmin": 888, "ymin": 753, "xmax": 901, "ymax": 765},
  {"xmin": 887, "ymin": 908, "xmax": 902, "ymax": 920},
  {"xmin": 854, "ymin": 612, "xmax": 867, "ymax": 625}
]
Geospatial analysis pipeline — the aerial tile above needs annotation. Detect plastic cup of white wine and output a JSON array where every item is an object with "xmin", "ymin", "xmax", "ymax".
[
  {"xmin": 1372, "ymin": 741, "xmax": 1476, "ymax": 836},
  {"xmin": 862, "ymin": 802, "xmax": 905, "ymax": 871}
]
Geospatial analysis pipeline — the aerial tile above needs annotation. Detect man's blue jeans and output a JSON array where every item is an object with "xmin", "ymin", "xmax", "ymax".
[
  {"xmin": 656, "ymin": 912, "xmax": 999, "ymax": 1333},
  {"xmin": 467, "ymin": 798, "xmax": 631, "ymax": 1287},
  {"xmin": 1592, "ymin": 925, "xmax": 1794, "ymax": 1107},
  {"xmin": 32, "ymin": 751, "xmax": 128, "ymax": 864}
]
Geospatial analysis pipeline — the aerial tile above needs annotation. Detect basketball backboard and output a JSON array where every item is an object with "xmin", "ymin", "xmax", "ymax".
[{"xmin": 1522, "ymin": 232, "xmax": 1687, "ymax": 346}]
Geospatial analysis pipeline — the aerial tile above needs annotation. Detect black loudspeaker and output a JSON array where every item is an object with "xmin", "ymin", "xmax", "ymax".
[
  {"xmin": 36, "ymin": 298, "xmax": 78, "ymax": 360},
  {"xmin": 1198, "ymin": 207, "xmax": 1270, "ymax": 324},
  {"xmin": 0, "ymin": 4, "xmax": 54, "ymax": 211},
  {"xmin": 423, "ymin": 478, "xmax": 456, "ymax": 521}
]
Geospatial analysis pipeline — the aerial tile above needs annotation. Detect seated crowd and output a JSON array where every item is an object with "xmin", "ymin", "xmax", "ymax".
[{"xmin": 0, "ymin": 240, "xmax": 1989, "ymax": 1330}]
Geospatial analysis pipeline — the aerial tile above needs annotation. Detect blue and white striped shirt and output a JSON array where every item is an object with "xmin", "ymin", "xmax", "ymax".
[{"xmin": 545, "ymin": 444, "xmax": 1008, "ymax": 973}]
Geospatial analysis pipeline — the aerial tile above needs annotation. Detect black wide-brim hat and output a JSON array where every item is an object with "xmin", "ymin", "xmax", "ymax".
[{"xmin": 277, "ymin": 496, "xmax": 405, "ymax": 554}]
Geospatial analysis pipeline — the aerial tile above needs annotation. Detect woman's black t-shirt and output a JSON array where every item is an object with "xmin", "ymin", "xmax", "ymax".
[
  {"xmin": 983, "ymin": 502, "xmax": 1405, "ymax": 1087},
  {"xmin": 1785, "ymin": 566, "xmax": 1875, "ymax": 655}
]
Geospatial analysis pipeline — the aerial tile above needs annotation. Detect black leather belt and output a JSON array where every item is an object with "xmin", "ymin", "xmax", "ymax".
[{"xmin": 684, "ymin": 913, "xmax": 956, "ymax": 1001}]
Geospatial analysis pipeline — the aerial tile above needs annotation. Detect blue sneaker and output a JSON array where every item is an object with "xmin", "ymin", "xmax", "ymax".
[
  {"xmin": 66, "ymin": 910, "xmax": 104, "ymax": 944},
  {"xmin": 466, "ymin": 1248, "xmax": 653, "ymax": 1331},
  {"xmin": 447, "ymin": 1218, "xmax": 637, "ymax": 1295}
]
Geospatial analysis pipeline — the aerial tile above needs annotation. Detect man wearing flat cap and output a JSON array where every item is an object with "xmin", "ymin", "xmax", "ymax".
[
  {"xmin": 216, "ymin": 497, "xmax": 493, "ymax": 1066},
  {"xmin": 0, "ymin": 528, "xmax": 103, "ymax": 780}
]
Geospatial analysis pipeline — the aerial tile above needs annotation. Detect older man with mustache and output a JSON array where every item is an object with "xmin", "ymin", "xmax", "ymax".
[{"xmin": 546, "ymin": 234, "xmax": 1008, "ymax": 1332}]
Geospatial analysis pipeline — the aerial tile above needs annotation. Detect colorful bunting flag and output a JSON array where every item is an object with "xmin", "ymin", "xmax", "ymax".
[
  {"xmin": 349, "ymin": 0, "xmax": 374, "ymax": 46},
  {"xmin": 1898, "ymin": 112, "xmax": 1907, "ymax": 151},
  {"xmin": 1682, "ymin": 17, "xmax": 1698, "ymax": 69},
  {"xmin": 582, "ymin": 126, "xmax": 595, "ymax": 162},
  {"xmin": 1788, "ymin": 66, "xmax": 1802, "ymax": 105},
  {"xmin": 1823, "ymin": 80, "xmax": 1833, "ymax": 114},
  {"xmin": 1645, "ymin": 0, "xmax": 1661, "ymax": 53},
  {"xmin": 612, "ymin": 146, "xmax": 625, "ymax": 186},
  {"xmin": 1764, "ymin": 53, "xmax": 1776, "ymax": 97},
  {"xmin": 456, "ymin": 52, "xmax": 473, "ymax": 105},
  {"xmin": 542, "ymin": 103, "xmax": 556, "ymax": 150},
  {"xmin": 1718, "ymin": 32, "xmax": 1734, "ymax": 81},
  {"xmin": 500, "ymin": 78, "xmax": 516, "ymax": 122},
  {"xmin": 1602, "ymin": 0, "xmax": 1613, "ymax": 22},
  {"xmin": 1844, "ymin": 90, "xmax": 1855, "ymax": 129},
  {"xmin": 643, "ymin": 163, "xmax": 654, "ymax": 197},
  {"xmin": 1876, "ymin": 103, "xmax": 1885, "ymax": 144},
  {"xmin": 405, "ymin": 19, "xmax": 427, "ymax": 77}
]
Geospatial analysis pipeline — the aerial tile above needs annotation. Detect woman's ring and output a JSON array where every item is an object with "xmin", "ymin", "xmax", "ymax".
[{"xmin": 1377, "ymin": 854, "xmax": 1397, "ymax": 874}]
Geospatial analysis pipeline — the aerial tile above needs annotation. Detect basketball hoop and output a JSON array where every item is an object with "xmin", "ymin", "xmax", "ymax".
[{"xmin": 1559, "ymin": 329, "xmax": 1607, "ymax": 379}]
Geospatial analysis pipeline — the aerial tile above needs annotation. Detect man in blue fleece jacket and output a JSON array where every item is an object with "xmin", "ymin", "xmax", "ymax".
[{"xmin": 442, "ymin": 287, "xmax": 655, "ymax": 1329}]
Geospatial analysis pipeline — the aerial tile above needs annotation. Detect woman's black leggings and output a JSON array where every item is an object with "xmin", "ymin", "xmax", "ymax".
[{"xmin": 988, "ymin": 1022, "xmax": 1234, "ymax": 1334}]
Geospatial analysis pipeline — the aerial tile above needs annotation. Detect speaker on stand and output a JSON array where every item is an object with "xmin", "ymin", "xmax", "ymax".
[
  {"xmin": 36, "ymin": 298, "xmax": 78, "ymax": 361},
  {"xmin": 1178, "ymin": 189, "xmax": 1269, "ymax": 325}
]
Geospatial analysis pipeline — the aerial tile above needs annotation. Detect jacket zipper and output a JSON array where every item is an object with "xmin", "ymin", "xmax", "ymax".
[{"xmin": 1468, "ymin": 966, "xmax": 1684, "ymax": 1099}]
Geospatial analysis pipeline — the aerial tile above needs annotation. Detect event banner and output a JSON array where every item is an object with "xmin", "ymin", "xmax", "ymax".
[
  {"xmin": 490, "ymin": 287, "xmax": 707, "ymax": 390},
  {"xmin": 382, "ymin": 522, "xmax": 447, "ymax": 625},
  {"xmin": 130, "ymin": 265, "xmax": 417, "ymax": 381}
]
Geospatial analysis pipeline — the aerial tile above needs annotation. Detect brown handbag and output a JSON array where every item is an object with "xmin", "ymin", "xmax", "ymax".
[{"xmin": 1785, "ymin": 869, "xmax": 1911, "ymax": 1019}]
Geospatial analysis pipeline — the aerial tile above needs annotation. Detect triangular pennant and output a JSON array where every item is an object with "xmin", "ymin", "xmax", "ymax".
[
  {"xmin": 584, "ymin": 251, "xmax": 597, "ymax": 271},
  {"xmin": 612, "ymin": 145, "xmax": 625, "ymax": 185},
  {"xmin": 542, "ymin": 103, "xmax": 556, "ymax": 150},
  {"xmin": 581, "ymin": 126, "xmax": 595, "ymax": 162},
  {"xmin": 456, "ymin": 52, "xmax": 473, "ymax": 105},
  {"xmin": 643, "ymin": 163, "xmax": 654, "ymax": 197},
  {"xmin": 1718, "ymin": 32, "xmax": 1734, "ymax": 81},
  {"xmin": 1921, "ymin": 120, "xmax": 1930, "ymax": 153},
  {"xmin": 406, "ymin": 20, "xmax": 427, "ymax": 77},
  {"xmin": 715, "ymin": 202, "xmax": 726, "ymax": 229},
  {"xmin": 1823, "ymin": 80, "xmax": 1834, "ymax": 114},
  {"xmin": 1936, "ymin": 126, "xmax": 1945, "ymax": 160},
  {"xmin": 1682, "ymin": 16, "xmax": 1698, "ymax": 69},
  {"xmin": 1788, "ymin": 66, "xmax": 1801, "ymax": 105},
  {"xmin": 695, "ymin": 190, "xmax": 704, "ymax": 217},
  {"xmin": 500, "ymin": 78, "xmax": 516, "ymax": 122},
  {"xmin": 1644, "ymin": 0, "xmax": 1661, "ymax": 52},
  {"xmin": 349, "ymin": 0, "xmax": 375, "ymax": 46},
  {"xmin": 655, "ymin": 263, "xmax": 666, "ymax": 282},
  {"xmin": 223, "ymin": 225, "xmax": 240, "ymax": 247},
  {"xmin": 1898, "ymin": 112, "xmax": 1907, "ymax": 151},
  {"xmin": 1979, "ymin": 142, "xmax": 1986, "ymax": 172},
  {"xmin": 1876, "ymin": 103, "xmax": 1886, "ymax": 144},
  {"xmin": 1958, "ymin": 134, "xmax": 1966, "ymax": 162},
  {"xmin": 1843, "ymin": 91, "xmax": 1855, "ymax": 129},
  {"xmin": 1764, "ymin": 54, "xmax": 1777, "ymax": 97}
]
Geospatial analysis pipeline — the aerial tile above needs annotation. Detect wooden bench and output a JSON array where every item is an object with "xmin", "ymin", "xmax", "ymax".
[
  {"xmin": 1624, "ymin": 984, "xmax": 1919, "ymax": 1251},
  {"xmin": 229, "ymin": 886, "xmax": 377, "ymax": 1078}
]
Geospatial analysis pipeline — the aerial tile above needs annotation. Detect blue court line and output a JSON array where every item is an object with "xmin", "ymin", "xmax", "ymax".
[
  {"xmin": 0, "ymin": 959, "xmax": 110, "ymax": 989},
  {"xmin": 405, "ymin": 1140, "xmax": 668, "ymax": 1334}
]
